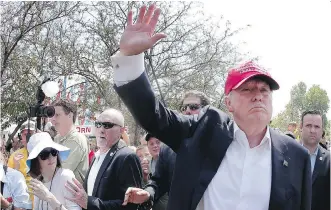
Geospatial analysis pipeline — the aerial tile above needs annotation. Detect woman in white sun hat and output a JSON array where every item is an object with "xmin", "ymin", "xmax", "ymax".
[{"xmin": 26, "ymin": 132, "xmax": 81, "ymax": 210}]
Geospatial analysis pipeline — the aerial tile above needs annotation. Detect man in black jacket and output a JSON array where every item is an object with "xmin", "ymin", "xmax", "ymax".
[
  {"xmin": 125, "ymin": 91, "xmax": 210, "ymax": 209},
  {"xmin": 116, "ymin": 4, "xmax": 311, "ymax": 210},
  {"xmin": 300, "ymin": 110, "xmax": 330, "ymax": 210},
  {"xmin": 65, "ymin": 108, "xmax": 144, "ymax": 210}
]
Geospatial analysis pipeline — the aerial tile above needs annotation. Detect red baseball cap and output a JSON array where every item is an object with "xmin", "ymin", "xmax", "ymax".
[{"xmin": 224, "ymin": 61, "xmax": 279, "ymax": 95}]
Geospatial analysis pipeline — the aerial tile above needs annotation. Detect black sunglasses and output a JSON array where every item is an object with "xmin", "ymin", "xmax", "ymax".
[
  {"xmin": 95, "ymin": 121, "xmax": 119, "ymax": 129},
  {"xmin": 39, "ymin": 148, "xmax": 58, "ymax": 160},
  {"xmin": 180, "ymin": 104, "xmax": 201, "ymax": 112}
]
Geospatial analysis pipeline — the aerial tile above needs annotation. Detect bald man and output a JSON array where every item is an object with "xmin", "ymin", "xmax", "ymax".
[{"xmin": 66, "ymin": 109, "xmax": 144, "ymax": 210}]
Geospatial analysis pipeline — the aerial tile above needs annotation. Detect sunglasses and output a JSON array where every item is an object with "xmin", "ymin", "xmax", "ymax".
[
  {"xmin": 180, "ymin": 104, "xmax": 201, "ymax": 112},
  {"xmin": 39, "ymin": 148, "xmax": 58, "ymax": 160},
  {"xmin": 95, "ymin": 121, "xmax": 119, "ymax": 129}
]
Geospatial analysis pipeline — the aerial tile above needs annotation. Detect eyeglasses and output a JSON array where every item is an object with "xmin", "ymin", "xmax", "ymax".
[
  {"xmin": 180, "ymin": 104, "xmax": 201, "ymax": 112},
  {"xmin": 39, "ymin": 148, "xmax": 58, "ymax": 160},
  {"xmin": 95, "ymin": 121, "xmax": 119, "ymax": 129}
]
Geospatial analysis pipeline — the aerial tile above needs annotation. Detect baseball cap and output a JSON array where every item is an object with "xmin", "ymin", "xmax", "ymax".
[
  {"xmin": 20, "ymin": 121, "xmax": 36, "ymax": 132},
  {"xmin": 224, "ymin": 61, "xmax": 279, "ymax": 95}
]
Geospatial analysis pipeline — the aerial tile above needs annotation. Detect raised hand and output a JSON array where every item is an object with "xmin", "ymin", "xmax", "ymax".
[
  {"xmin": 65, "ymin": 178, "xmax": 88, "ymax": 209},
  {"xmin": 122, "ymin": 187, "xmax": 150, "ymax": 205},
  {"xmin": 120, "ymin": 4, "xmax": 167, "ymax": 56},
  {"xmin": 13, "ymin": 153, "xmax": 24, "ymax": 170},
  {"xmin": 29, "ymin": 178, "xmax": 53, "ymax": 202}
]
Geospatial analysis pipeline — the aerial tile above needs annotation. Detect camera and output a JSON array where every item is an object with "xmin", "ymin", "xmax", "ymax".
[
  {"xmin": 29, "ymin": 104, "xmax": 55, "ymax": 118},
  {"xmin": 27, "ymin": 78, "xmax": 58, "ymax": 131}
]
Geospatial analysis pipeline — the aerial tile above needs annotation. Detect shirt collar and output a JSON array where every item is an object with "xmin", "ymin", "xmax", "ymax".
[
  {"xmin": 233, "ymin": 122, "xmax": 271, "ymax": 149},
  {"xmin": 301, "ymin": 144, "xmax": 319, "ymax": 156},
  {"xmin": 56, "ymin": 126, "xmax": 76, "ymax": 142}
]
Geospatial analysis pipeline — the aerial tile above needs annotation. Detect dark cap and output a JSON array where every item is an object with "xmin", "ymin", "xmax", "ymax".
[{"xmin": 145, "ymin": 133, "xmax": 155, "ymax": 142}]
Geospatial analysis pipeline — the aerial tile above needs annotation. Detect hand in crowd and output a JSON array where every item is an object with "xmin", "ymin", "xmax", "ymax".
[
  {"xmin": 13, "ymin": 153, "xmax": 24, "ymax": 170},
  {"xmin": 65, "ymin": 178, "xmax": 88, "ymax": 209},
  {"xmin": 29, "ymin": 178, "xmax": 53, "ymax": 202},
  {"xmin": 122, "ymin": 187, "xmax": 150, "ymax": 206},
  {"xmin": 119, "ymin": 4, "xmax": 166, "ymax": 56}
]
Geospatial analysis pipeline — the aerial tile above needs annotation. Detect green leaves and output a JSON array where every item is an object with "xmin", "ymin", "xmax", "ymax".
[{"xmin": 271, "ymin": 82, "xmax": 330, "ymax": 132}]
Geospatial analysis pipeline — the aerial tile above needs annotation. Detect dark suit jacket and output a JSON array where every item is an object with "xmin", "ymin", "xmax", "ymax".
[
  {"xmin": 312, "ymin": 145, "xmax": 330, "ymax": 210},
  {"xmin": 145, "ymin": 144, "xmax": 176, "ymax": 202},
  {"xmin": 83, "ymin": 140, "xmax": 143, "ymax": 210},
  {"xmin": 114, "ymin": 73, "xmax": 312, "ymax": 210}
]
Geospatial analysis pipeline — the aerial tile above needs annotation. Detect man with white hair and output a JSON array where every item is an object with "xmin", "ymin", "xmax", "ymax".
[
  {"xmin": 65, "ymin": 108, "xmax": 144, "ymax": 210},
  {"xmin": 113, "ymin": 4, "xmax": 311, "ymax": 210}
]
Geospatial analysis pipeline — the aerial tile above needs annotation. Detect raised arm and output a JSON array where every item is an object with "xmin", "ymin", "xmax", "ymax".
[{"xmin": 113, "ymin": 5, "xmax": 199, "ymax": 152}]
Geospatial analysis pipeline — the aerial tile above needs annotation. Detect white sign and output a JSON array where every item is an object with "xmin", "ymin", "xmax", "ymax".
[{"xmin": 75, "ymin": 125, "xmax": 94, "ymax": 135}]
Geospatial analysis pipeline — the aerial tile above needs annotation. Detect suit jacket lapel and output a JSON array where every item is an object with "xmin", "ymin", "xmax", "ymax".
[
  {"xmin": 92, "ymin": 141, "xmax": 126, "ymax": 196},
  {"xmin": 312, "ymin": 146, "xmax": 325, "ymax": 184},
  {"xmin": 269, "ymin": 130, "xmax": 290, "ymax": 210},
  {"xmin": 190, "ymin": 120, "xmax": 234, "ymax": 209}
]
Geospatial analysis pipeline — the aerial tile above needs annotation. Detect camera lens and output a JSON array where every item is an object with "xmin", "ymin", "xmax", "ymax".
[{"xmin": 39, "ymin": 106, "xmax": 55, "ymax": 118}]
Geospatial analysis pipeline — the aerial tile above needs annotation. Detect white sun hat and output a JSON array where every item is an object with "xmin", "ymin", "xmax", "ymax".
[{"xmin": 26, "ymin": 132, "xmax": 70, "ymax": 168}]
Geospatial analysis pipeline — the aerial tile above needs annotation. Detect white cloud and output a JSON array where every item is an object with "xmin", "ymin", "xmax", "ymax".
[{"xmin": 204, "ymin": 0, "xmax": 331, "ymax": 119}]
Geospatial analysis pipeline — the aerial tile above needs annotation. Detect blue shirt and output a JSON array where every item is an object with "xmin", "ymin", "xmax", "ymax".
[
  {"xmin": 310, "ymin": 147, "xmax": 319, "ymax": 174},
  {"xmin": 0, "ymin": 164, "xmax": 32, "ymax": 209}
]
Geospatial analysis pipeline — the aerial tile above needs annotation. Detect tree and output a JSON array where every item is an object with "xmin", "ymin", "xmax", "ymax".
[
  {"xmin": 271, "ymin": 82, "xmax": 330, "ymax": 132},
  {"xmin": 1, "ymin": 1, "xmax": 248, "ymax": 145},
  {"xmin": 1, "ymin": 1, "xmax": 80, "ymax": 138},
  {"xmin": 288, "ymin": 82, "xmax": 307, "ymax": 121},
  {"xmin": 304, "ymin": 85, "xmax": 330, "ymax": 128}
]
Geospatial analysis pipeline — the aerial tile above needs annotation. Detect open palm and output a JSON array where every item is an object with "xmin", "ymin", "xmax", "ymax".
[{"xmin": 120, "ymin": 4, "xmax": 166, "ymax": 56}]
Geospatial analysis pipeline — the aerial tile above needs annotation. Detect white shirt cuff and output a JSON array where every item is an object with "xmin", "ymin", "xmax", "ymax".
[{"xmin": 111, "ymin": 52, "xmax": 145, "ymax": 86}]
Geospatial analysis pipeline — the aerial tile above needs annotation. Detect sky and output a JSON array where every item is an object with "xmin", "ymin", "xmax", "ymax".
[{"xmin": 203, "ymin": 0, "xmax": 331, "ymax": 119}]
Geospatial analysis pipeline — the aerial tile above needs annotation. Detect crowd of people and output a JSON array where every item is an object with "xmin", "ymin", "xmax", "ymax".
[{"xmin": 1, "ymin": 4, "xmax": 330, "ymax": 210}]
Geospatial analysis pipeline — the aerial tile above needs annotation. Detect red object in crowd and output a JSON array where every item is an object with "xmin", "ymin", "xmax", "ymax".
[
  {"xmin": 224, "ymin": 61, "xmax": 280, "ymax": 95},
  {"xmin": 89, "ymin": 150, "xmax": 95, "ymax": 165},
  {"xmin": 7, "ymin": 197, "xmax": 13, "ymax": 203}
]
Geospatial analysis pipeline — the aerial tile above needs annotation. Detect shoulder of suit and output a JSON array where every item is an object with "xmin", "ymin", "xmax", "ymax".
[
  {"xmin": 116, "ymin": 146, "xmax": 137, "ymax": 157},
  {"xmin": 271, "ymin": 130, "xmax": 309, "ymax": 155},
  {"xmin": 319, "ymin": 146, "xmax": 331, "ymax": 157},
  {"xmin": 199, "ymin": 105, "xmax": 230, "ymax": 122}
]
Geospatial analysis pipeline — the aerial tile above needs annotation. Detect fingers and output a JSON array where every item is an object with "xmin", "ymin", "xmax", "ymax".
[
  {"xmin": 72, "ymin": 178, "xmax": 83, "ymax": 189},
  {"xmin": 30, "ymin": 179, "xmax": 40, "ymax": 185},
  {"xmin": 151, "ymin": 33, "xmax": 167, "ymax": 44},
  {"xmin": 123, "ymin": 187, "xmax": 132, "ymax": 206},
  {"xmin": 136, "ymin": 190, "xmax": 148, "ymax": 196},
  {"xmin": 127, "ymin": 10, "xmax": 133, "ymax": 26},
  {"xmin": 149, "ymin": 8, "xmax": 161, "ymax": 35},
  {"xmin": 143, "ymin": 4, "xmax": 156, "ymax": 24},
  {"xmin": 66, "ymin": 180, "xmax": 79, "ymax": 192},
  {"xmin": 65, "ymin": 183, "xmax": 77, "ymax": 195},
  {"xmin": 136, "ymin": 5, "xmax": 147, "ymax": 24},
  {"xmin": 64, "ymin": 196, "xmax": 76, "ymax": 203}
]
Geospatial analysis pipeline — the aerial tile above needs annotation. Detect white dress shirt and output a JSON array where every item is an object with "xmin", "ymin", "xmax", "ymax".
[
  {"xmin": 196, "ymin": 123, "xmax": 272, "ymax": 210},
  {"xmin": 0, "ymin": 164, "xmax": 31, "ymax": 209},
  {"xmin": 111, "ymin": 52, "xmax": 272, "ymax": 210},
  {"xmin": 87, "ymin": 149, "xmax": 109, "ymax": 196}
]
